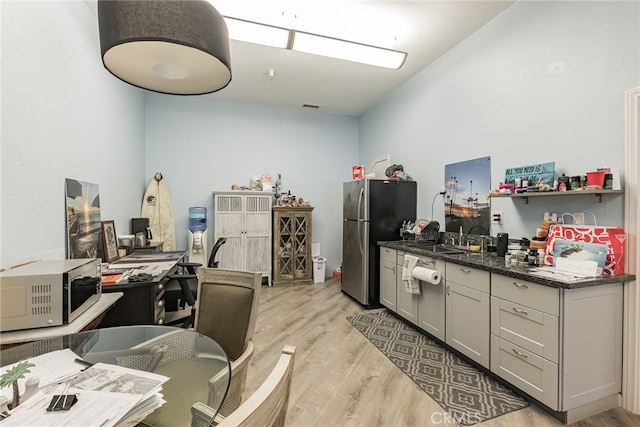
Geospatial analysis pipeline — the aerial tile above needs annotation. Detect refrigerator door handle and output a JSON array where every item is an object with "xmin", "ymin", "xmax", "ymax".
[{"xmin": 357, "ymin": 187, "xmax": 365, "ymax": 254}]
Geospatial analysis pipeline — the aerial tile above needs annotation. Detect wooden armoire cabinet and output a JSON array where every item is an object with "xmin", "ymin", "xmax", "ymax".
[
  {"xmin": 212, "ymin": 191, "xmax": 272, "ymax": 285},
  {"xmin": 272, "ymin": 206, "xmax": 313, "ymax": 286}
]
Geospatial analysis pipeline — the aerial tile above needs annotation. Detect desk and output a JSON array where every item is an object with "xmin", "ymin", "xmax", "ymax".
[
  {"xmin": 0, "ymin": 293, "xmax": 123, "ymax": 348},
  {"xmin": 1, "ymin": 325, "xmax": 231, "ymax": 427},
  {"xmin": 100, "ymin": 251, "xmax": 186, "ymax": 327}
]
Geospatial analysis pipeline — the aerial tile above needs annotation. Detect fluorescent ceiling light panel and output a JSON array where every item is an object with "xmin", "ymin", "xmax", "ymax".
[
  {"xmin": 292, "ymin": 31, "xmax": 406, "ymax": 69},
  {"xmin": 223, "ymin": 17, "xmax": 407, "ymax": 69},
  {"xmin": 224, "ymin": 17, "xmax": 290, "ymax": 48}
]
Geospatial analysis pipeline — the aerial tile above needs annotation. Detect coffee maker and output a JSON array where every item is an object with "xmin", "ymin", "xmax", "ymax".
[{"xmin": 187, "ymin": 207, "xmax": 207, "ymax": 265}]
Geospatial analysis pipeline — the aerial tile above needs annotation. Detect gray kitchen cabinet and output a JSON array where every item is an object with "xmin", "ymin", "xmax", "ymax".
[
  {"xmin": 378, "ymin": 240, "xmax": 630, "ymax": 424},
  {"xmin": 416, "ymin": 256, "xmax": 446, "ymax": 341},
  {"xmin": 379, "ymin": 247, "xmax": 397, "ymax": 311},
  {"xmin": 490, "ymin": 273, "xmax": 623, "ymax": 422},
  {"xmin": 445, "ymin": 264, "xmax": 490, "ymax": 368},
  {"xmin": 490, "ymin": 274, "xmax": 565, "ymax": 409},
  {"xmin": 396, "ymin": 251, "xmax": 418, "ymax": 323}
]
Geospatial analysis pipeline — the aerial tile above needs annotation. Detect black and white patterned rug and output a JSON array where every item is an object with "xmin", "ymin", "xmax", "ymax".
[{"xmin": 347, "ymin": 310, "xmax": 529, "ymax": 425}]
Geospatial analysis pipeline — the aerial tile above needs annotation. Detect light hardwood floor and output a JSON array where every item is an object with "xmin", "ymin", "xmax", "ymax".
[{"xmin": 244, "ymin": 279, "xmax": 640, "ymax": 427}]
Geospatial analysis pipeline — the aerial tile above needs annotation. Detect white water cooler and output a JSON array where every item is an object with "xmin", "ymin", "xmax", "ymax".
[
  {"xmin": 312, "ymin": 241, "xmax": 326, "ymax": 283},
  {"xmin": 187, "ymin": 207, "xmax": 208, "ymax": 265}
]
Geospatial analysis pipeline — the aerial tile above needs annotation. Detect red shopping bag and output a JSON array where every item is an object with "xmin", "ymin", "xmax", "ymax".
[{"xmin": 544, "ymin": 213, "xmax": 626, "ymax": 275}]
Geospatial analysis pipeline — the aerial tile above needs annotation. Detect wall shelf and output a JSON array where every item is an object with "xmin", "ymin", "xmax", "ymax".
[{"xmin": 490, "ymin": 189, "xmax": 623, "ymax": 204}]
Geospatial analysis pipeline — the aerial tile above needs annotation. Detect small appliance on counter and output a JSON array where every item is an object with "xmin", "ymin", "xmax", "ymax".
[
  {"xmin": 497, "ymin": 232, "xmax": 509, "ymax": 257},
  {"xmin": 0, "ymin": 258, "xmax": 101, "ymax": 332}
]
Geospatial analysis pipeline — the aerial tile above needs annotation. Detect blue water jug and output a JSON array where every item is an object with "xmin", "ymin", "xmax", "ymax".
[{"xmin": 189, "ymin": 207, "xmax": 207, "ymax": 232}]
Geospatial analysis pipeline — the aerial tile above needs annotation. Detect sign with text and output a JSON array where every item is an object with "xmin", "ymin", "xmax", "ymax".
[{"xmin": 504, "ymin": 162, "xmax": 555, "ymax": 187}]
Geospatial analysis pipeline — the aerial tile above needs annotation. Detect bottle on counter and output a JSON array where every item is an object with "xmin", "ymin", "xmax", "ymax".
[{"xmin": 508, "ymin": 244, "xmax": 520, "ymax": 266}]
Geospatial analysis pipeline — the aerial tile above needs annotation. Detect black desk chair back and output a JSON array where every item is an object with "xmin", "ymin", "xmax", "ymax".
[{"xmin": 164, "ymin": 237, "xmax": 227, "ymax": 328}]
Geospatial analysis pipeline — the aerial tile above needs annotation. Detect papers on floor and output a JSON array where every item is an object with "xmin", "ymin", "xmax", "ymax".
[{"xmin": 1, "ymin": 355, "xmax": 168, "ymax": 427}]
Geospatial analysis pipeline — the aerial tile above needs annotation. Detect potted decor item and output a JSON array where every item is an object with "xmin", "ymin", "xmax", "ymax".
[{"xmin": 0, "ymin": 361, "xmax": 36, "ymax": 409}]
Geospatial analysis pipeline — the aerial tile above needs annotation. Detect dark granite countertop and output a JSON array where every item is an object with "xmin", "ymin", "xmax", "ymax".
[{"xmin": 378, "ymin": 240, "xmax": 635, "ymax": 289}]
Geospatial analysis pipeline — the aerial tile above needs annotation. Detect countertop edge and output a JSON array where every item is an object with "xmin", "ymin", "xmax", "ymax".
[{"xmin": 378, "ymin": 241, "xmax": 635, "ymax": 289}]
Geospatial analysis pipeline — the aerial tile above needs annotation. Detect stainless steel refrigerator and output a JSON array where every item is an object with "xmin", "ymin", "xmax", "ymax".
[{"xmin": 342, "ymin": 179, "xmax": 417, "ymax": 307}]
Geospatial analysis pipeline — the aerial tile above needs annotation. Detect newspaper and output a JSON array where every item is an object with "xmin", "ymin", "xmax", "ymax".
[
  {"xmin": 1, "ymin": 363, "xmax": 169, "ymax": 426},
  {"xmin": 0, "ymin": 349, "xmax": 86, "ymax": 401}
]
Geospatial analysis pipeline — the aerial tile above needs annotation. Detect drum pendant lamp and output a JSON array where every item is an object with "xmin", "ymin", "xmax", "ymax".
[{"xmin": 97, "ymin": 0, "xmax": 231, "ymax": 95}]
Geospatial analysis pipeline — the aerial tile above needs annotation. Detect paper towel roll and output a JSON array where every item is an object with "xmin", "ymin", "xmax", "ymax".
[{"xmin": 412, "ymin": 266, "xmax": 441, "ymax": 285}]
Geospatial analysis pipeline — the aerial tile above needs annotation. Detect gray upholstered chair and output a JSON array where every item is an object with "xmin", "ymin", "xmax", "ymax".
[
  {"xmin": 191, "ymin": 345, "xmax": 296, "ymax": 427},
  {"xmin": 194, "ymin": 268, "xmax": 262, "ymax": 417},
  {"xmin": 140, "ymin": 269, "xmax": 261, "ymax": 427}
]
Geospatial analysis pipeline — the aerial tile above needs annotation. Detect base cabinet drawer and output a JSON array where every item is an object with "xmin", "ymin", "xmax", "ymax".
[
  {"xmin": 381, "ymin": 247, "xmax": 396, "ymax": 264},
  {"xmin": 492, "ymin": 274, "xmax": 559, "ymax": 316},
  {"xmin": 491, "ymin": 296, "xmax": 559, "ymax": 362},
  {"xmin": 446, "ymin": 264, "xmax": 489, "ymax": 293},
  {"xmin": 491, "ymin": 335, "xmax": 558, "ymax": 410}
]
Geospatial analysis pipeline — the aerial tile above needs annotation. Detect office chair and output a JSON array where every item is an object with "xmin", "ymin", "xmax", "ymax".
[{"xmin": 164, "ymin": 237, "xmax": 227, "ymax": 328}]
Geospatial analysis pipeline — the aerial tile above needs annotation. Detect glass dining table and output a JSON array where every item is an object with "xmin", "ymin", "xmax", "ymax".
[{"xmin": 0, "ymin": 325, "xmax": 230, "ymax": 427}]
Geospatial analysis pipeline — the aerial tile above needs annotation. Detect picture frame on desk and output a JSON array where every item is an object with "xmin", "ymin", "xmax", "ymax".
[{"xmin": 101, "ymin": 220, "xmax": 120, "ymax": 263}]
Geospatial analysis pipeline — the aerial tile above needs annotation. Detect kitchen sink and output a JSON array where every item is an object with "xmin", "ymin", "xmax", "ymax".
[{"xmin": 400, "ymin": 242, "xmax": 466, "ymax": 255}]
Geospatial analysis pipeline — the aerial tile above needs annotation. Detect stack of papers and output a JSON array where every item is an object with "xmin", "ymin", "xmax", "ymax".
[{"xmin": 1, "ymin": 351, "xmax": 168, "ymax": 426}]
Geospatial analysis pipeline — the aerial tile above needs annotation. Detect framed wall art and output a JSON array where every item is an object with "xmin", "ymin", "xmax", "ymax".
[
  {"xmin": 100, "ymin": 220, "xmax": 120, "ymax": 263},
  {"xmin": 444, "ymin": 156, "xmax": 491, "ymax": 234},
  {"xmin": 65, "ymin": 178, "xmax": 101, "ymax": 259}
]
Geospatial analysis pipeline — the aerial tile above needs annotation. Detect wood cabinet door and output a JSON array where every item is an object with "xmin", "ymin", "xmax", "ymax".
[{"xmin": 446, "ymin": 282, "xmax": 490, "ymax": 368}]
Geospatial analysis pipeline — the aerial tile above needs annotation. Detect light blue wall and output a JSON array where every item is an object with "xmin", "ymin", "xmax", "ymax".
[
  {"xmin": 144, "ymin": 95, "xmax": 358, "ymax": 273},
  {"xmin": 2, "ymin": 0, "xmax": 638, "ymax": 272},
  {"xmin": 360, "ymin": 1, "xmax": 639, "ymax": 240},
  {"xmin": 0, "ymin": 1, "xmax": 146, "ymax": 266}
]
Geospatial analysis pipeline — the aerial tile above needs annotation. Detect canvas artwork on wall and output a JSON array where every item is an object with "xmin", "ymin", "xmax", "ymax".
[
  {"xmin": 444, "ymin": 156, "xmax": 491, "ymax": 234},
  {"xmin": 65, "ymin": 178, "xmax": 101, "ymax": 259}
]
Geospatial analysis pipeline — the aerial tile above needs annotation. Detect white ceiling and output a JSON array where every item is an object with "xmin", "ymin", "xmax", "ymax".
[{"xmin": 86, "ymin": 1, "xmax": 515, "ymax": 116}]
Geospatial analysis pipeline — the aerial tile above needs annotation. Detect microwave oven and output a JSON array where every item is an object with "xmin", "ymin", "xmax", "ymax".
[{"xmin": 0, "ymin": 258, "xmax": 101, "ymax": 332}]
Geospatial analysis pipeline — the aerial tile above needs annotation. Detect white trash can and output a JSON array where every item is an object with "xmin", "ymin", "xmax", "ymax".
[{"xmin": 313, "ymin": 256, "xmax": 327, "ymax": 283}]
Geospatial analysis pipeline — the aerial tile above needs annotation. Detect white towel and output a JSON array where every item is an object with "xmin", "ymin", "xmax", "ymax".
[{"xmin": 402, "ymin": 254, "xmax": 421, "ymax": 295}]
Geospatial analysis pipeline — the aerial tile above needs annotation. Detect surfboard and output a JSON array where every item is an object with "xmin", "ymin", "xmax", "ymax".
[{"xmin": 141, "ymin": 172, "xmax": 176, "ymax": 251}]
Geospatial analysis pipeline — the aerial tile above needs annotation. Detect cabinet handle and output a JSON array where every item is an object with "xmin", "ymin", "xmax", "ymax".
[
  {"xmin": 512, "ymin": 348, "xmax": 528, "ymax": 358},
  {"xmin": 460, "ymin": 268, "xmax": 471, "ymax": 273},
  {"xmin": 512, "ymin": 282, "xmax": 528, "ymax": 289},
  {"xmin": 157, "ymin": 318, "xmax": 164, "ymax": 325},
  {"xmin": 157, "ymin": 283, "xmax": 164, "ymax": 290},
  {"xmin": 446, "ymin": 285, "xmax": 450, "ymax": 295},
  {"xmin": 157, "ymin": 300, "xmax": 164, "ymax": 307},
  {"xmin": 392, "ymin": 266, "xmax": 396, "ymax": 274},
  {"xmin": 512, "ymin": 307, "xmax": 528, "ymax": 315}
]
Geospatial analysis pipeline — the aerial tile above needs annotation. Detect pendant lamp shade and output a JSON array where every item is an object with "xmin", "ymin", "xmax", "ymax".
[{"xmin": 98, "ymin": 0, "xmax": 231, "ymax": 95}]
